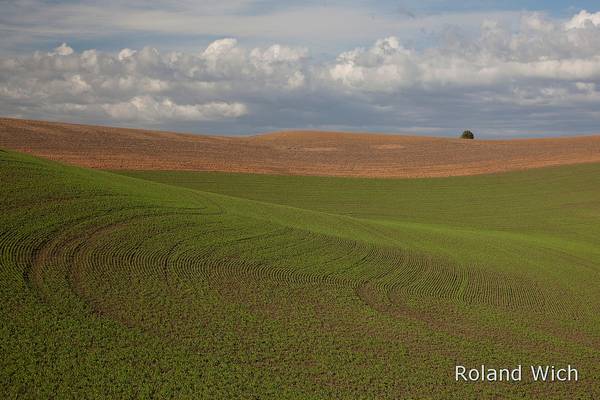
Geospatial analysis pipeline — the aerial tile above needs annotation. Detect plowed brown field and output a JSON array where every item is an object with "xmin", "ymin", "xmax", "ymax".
[{"xmin": 2, "ymin": 117, "xmax": 600, "ymax": 177}]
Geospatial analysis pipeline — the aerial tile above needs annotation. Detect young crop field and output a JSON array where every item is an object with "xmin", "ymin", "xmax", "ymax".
[{"xmin": 2, "ymin": 149, "xmax": 600, "ymax": 398}]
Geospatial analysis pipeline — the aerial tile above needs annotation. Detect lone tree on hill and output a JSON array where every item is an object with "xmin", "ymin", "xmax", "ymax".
[{"xmin": 461, "ymin": 130, "xmax": 475, "ymax": 139}]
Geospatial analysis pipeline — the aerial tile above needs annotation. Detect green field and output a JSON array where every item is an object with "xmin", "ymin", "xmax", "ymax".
[{"xmin": 2, "ymin": 149, "xmax": 600, "ymax": 398}]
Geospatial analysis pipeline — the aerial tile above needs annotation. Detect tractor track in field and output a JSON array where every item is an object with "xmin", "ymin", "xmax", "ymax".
[
  {"xmin": 15, "ymin": 202, "xmax": 574, "ymax": 336},
  {"xmin": 3, "ymin": 149, "xmax": 599, "ymax": 353},
  {"xmin": 5, "ymin": 199, "xmax": 600, "ymax": 355}
]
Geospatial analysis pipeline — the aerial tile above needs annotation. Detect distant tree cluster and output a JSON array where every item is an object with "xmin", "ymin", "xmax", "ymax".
[{"xmin": 461, "ymin": 130, "xmax": 475, "ymax": 139}]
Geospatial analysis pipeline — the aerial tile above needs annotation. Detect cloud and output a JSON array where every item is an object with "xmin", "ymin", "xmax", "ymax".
[
  {"xmin": 565, "ymin": 10, "xmax": 600, "ymax": 30},
  {"xmin": 103, "ymin": 96, "xmax": 248, "ymax": 122},
  {"xmin": 0, "ymin": 38, "xmax": 306, "ymax": 125},
  {"xmin": 328, "ymin": 37, "xmax": 417, "ymax": 91},
  {"xmin": 0, "ymin": 0, "xmax": 521, "ymax": 55},
  {"xmin": 326, "ymin": 14, "xmax": 600, "ymax": 91},
  {"xmin": 2, "ymin": 11, "xmax": 600, "ymax": 136},
  {"xmin": 50, "ymin": 43, "xmax": 74, "ymax": 56}
]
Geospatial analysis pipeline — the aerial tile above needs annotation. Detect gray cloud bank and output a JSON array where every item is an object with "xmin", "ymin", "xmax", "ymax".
[{"xmin": 2, "ymin": 11, "xmax": 600, "ymax": 136}]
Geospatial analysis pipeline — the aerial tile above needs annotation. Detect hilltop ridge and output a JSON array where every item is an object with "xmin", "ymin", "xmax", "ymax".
[{"xmin": 2, "ymin": 117, "xmax": 600, "ymax": 178}]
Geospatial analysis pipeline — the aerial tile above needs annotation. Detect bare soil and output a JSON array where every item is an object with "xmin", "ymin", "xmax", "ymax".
[{"xmin": 2, "ymin": 117, "xmax": 600, "ymax": 178}]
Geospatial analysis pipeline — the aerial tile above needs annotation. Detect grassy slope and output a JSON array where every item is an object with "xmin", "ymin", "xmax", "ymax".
[
  {"xmin": 1, "ymin": 149, "xmax": 600, "ymax": 399},
  {"xmin": 121, "ymin": 167, "xmax": 600, "ymax": 308}
]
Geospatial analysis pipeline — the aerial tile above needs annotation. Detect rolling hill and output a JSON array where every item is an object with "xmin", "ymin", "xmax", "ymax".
[
  {"xmin": 2, "ymin": 147, "xmax": 600, "ymax": 398},
  {"xmin": 3, "ymin": 117, "xmax": 600, "ymax": 177}
]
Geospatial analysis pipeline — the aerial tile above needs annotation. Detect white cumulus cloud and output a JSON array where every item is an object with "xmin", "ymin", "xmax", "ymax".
[
  {"xmin": 565, "ymin": 10, "xmax": 600, "ymax": 30},
  {"xmin": 2, "ymin": 11, "xmax": 600, "ymax": 135},
  {"xmin": 103, "ymin": 96, "xmax": 247, "ymax": 122},
  {"xmin": 50, "ymin": 43, "xmax": 74, "ymax": 56},
  {"xmin": 327, "ymin": 13, "xmax": 600, "ymax": 91}
]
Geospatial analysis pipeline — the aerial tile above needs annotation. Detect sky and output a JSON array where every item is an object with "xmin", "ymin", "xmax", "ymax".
[{"xmin": 2, "ymin": 1, "xmax": 600, "ymax": 137}]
